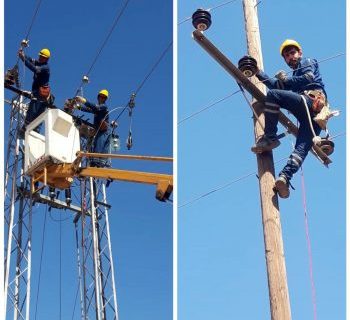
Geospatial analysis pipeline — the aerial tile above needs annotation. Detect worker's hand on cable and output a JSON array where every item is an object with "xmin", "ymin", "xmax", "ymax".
[{"xmin": 75, "ymin": 96, "xmax": 86, "ymax": 104}]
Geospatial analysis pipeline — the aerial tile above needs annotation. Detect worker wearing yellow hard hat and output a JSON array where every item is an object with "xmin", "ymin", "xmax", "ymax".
[
  {"xmin": 75, "ymin": 89, "xmax": 111, "ymax": 167},
  {"xmin": 279, "ymin": 39, "xmax": 302, "ymax": 56},
  {"xmin": 98, "ymin": 89, "xmax": 109, "ymax": 99},
  {"xmin": 39, "ymin": 48, "xmax": 51, "ymax": 59},
  {"xmin": 18, "ymin": 44, "xmax": 54, "ymax": 139},
  {"xmin": 18, "ymin": 46, "xmax": 51, "ymax": 93},
  {"xmin": 251, "ymin": 38, "xmax": 328, "ymax": 199}
]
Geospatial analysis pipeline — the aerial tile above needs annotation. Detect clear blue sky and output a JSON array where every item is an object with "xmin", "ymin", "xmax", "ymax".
[
  {"xmin": 4, "ymin": 1, "xmax": 173, "ymax": 319},
  {"xmin": 178, "ymin": 1, "xmax": 345, "ymax": 320}
]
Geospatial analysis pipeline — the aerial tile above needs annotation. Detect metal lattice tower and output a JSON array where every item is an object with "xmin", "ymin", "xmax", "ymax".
[
  {"xmin": 4, "ymin": 96, "xmax": 33, "ymax": 320},
  {"xmin": 4, "ymin": 95, "xmax": 119, "ymax": 319},
  {"xmin": 76, "ymin": 177, "xmax": 119, "ymax": 320}
]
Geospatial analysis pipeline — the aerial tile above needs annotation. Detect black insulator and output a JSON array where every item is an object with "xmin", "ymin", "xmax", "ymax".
[
  {"xmin": 319, "ymin": 139, "xmax": 334, "ymax": 156},
  {"xmin": 192, "ymin": 8, "xmax": 212, "ymax": 31},
  {"xmin": 238, "ymin": 55, "xmax": 258, "ymax": 77}
]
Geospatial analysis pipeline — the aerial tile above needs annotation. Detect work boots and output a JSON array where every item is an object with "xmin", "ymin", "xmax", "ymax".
[
  {"xmin": 251, "ymin": 135, "xmax": 280, "ymax": 154},
  {"xmin": 274, "ymin": 175, "xmax": 290, "ymax": 199}
]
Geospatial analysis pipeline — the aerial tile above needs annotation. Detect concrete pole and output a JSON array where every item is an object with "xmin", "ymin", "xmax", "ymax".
[{"xmin": 242, "ymin": 0, "xmax": 292, "ymax": 319}]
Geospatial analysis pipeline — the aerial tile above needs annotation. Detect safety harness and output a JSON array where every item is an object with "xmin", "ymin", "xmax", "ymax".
[{"xmin": 301, "ymin": 91, "xmax": 339, "ymax": 154}]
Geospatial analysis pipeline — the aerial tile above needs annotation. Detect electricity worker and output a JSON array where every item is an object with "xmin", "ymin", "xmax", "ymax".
[
  {"xmin": 75, "ymin": 89, "xmax": 111, "ymax": 167},
  {"xmin": 18, "ymin": 48, "xmax": 55, "ymax": 130},
  {"xmin": 251, "ymin": 39, "xmax": 327, "ymax": 198}
]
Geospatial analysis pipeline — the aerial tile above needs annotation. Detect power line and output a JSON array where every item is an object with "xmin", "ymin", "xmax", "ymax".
[
  {"xmin": 208, "ymin": 0, "xmax": 239, "ymax": 11},
  {"xmin": 178, "ymin": 89, "xmax": 241, "ymax": 125},
  {"xmin": 114, "ymin": 41, "xmax": 173, "ymax": 121},
  {"xmin": 179, "ymin": 156, "xmax": 289, "ymax": 208},
  {"xmin": 179, "ymin": 131, "xmax": 345, "ymax": 209},
  {"xmin": 75, "ymin": 0, "xmax": 132, "ymax": 93},
  {"xmin": 25, "ymin": 0, "xmax": 44, "ymax": 40},
  {"xmin": 178, "ymin": 0, "xmax": 239, "ymax": 25},
  {"xmin": 253, "ymin": 52, "xmax": 345, "ymax": 87},
  {"xmin": 178, "ymin": 52, "xmax": 345, "ymax": 125},
  {"xmin": 135, "ymin": 41, "xmax": 173, "ymax": 95}
]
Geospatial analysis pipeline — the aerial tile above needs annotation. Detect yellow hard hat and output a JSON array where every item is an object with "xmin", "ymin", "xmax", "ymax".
[
  {"xmin": 39, "ymin": 48, "xmax": 51, "ymax": 58},
  {"xmin": 280, "ymin": 39, "xmax": 302, "ymax": 56},
  {"xmin": 98, "ymin": 89, "xmax": 109, "ymax": 99}
]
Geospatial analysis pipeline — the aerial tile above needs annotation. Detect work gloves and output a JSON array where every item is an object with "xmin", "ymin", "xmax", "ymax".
[
  {"xmin": 274, "ymin": 70, "xmax": 288, "ymax": 89},
  {"xmin": 75, "ymin": 96, "xmax": 87, "ymax": 104}
]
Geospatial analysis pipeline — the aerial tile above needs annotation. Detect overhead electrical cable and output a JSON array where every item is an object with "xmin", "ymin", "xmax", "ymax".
[
  {"xmin": 254, "ymin": 52, "xmax": 345, "ymax": 87},
  {"xmin": 179, "ymin": 157, "xmax": 287, "ymax": 208},
  {"xmin": 178, "ymin": 0, "xmax": 239, "ymax": 25},
  {"xmin": 75, "ymin": 0, "xmax": 132, "ymax": 94},
  {"xmin": 178, "ymin": 52, "xmax": 344, "ymax": 124},
  {"xmin": 25, "ymin": 0, "xmax": 44, "ymax": 40},
  {"xmin": 179, "ymin": 130, "xmax": 345, "ymax": 208},
  {"xmin": 114, "ymin": 41, "xmax": 173, "ymax": 121},
  {"xmin": 178, "ymin": 89, "xmax": 241, "ymax": 124}
]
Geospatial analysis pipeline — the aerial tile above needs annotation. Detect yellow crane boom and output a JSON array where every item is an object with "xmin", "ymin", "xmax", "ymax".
[{"xmin": 28, "ymin": 152, "xmax": 173, "ymax": 202}]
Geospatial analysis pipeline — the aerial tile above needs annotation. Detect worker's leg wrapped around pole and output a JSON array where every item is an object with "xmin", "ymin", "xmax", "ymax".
[
  {"xmin": 279, "ymin": 115, "xmax": 321, "ymax": 181},
  {"xmin": 264, "ymin": 89, "xmax": 322, "ymax": 181}
]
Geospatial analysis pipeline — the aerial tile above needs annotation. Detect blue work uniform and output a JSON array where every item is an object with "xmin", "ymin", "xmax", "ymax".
[
  {"xmin": 22, "ymin": 55, "xmax": 50, "ymax": 93},
  {"xmin": 20, "ymin": 54, "xmax": 52, "ymax": 127},
  {"xmin": 256, "ymin": 57, "xmax": 327, "ymax": 182},
  {"xmin": 80, "ymin": 100, "xmax": 111, "ymax": 167}
]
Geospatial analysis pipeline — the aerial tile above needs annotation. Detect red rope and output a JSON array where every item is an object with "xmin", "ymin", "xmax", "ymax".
[{"xmin": 300, "ymin": 166, "xmax": 317, "ymax": 320}]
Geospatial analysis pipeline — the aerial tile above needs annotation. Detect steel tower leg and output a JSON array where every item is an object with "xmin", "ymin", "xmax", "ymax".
[
  {"xmin": 79, "ymin": 176, "xmax": 119, "ymax": 320},
  {"xmin": 4, "ymin": 97, "xmax": 32, "ymax": 320}
]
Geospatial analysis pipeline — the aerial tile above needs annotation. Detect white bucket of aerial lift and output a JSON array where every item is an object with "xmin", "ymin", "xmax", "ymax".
[{"xmin": 24, "ymin": 109, "xmax": 80, "ymax": 174}]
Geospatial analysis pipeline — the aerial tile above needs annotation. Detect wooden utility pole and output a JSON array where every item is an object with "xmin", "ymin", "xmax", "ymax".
[{"xmin": 242, "ymin": 0, "xmax": 291, "ymax": 319}]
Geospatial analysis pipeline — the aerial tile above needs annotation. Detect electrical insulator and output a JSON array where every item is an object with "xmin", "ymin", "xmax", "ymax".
[
  {"xmin": 238, "ymin": 55, "xmax": 258, "ymax": 77},
  {"xmin": 192, "ymin": 9, "xmax": 212, "ymax": 31},
  {"xmin": 128, "ymin": 93, "xmax": 136, "ymax": 109},
  {"xmin": 21, "ymin": 39, "xmax": 29, "ymax": 48},
  {"xmin": 111, "ymin": 134, "xmax": 120, "ymax": 152},
  {"xmin": 126, "ymin": 133, "xmax": 133, "ymax": 150}
]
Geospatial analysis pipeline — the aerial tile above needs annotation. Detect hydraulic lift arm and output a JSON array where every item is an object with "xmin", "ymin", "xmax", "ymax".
[
  {"xmin": 28, "ymin": 152, "xmax": 173, "ymax": 202},
  {"xmin": 78, "ymin": 167, "xmax": 173, "ymax": 201},
  {"xmin": 75, "ymin": 152, "xmax": 173, "ymax": 201}
]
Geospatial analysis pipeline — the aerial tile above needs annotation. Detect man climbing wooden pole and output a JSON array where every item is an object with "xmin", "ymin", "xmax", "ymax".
[{"xmin": 242, "ymin": 0, "xmax": 291, "ymax": 319}]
